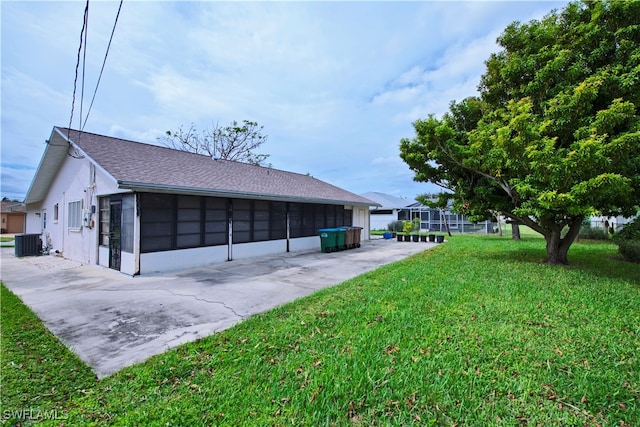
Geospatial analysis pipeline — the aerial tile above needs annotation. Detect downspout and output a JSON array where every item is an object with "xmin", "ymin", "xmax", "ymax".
[{"xmin": 227, "ymin": 199, "xmax": 233, "ymax": 261}]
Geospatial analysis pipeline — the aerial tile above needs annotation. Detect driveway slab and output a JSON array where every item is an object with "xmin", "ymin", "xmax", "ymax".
[{"xmin": 1, "ymin": 239, "xmax": 435, "ymax": 378}]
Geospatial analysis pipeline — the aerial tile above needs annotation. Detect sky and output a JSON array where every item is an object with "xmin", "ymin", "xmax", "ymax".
[{"xmin": 1, "ymin": 0, "xmax": 568, "ymax": 202}]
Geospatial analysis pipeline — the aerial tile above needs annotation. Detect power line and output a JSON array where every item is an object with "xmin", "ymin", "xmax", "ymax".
[
  {"xmin": 79, "ymin": 0, "xmax": 89, "ymax": 131},
  {"xmin": 82, "ymin": 0, "xmax": 124, "ymax": 130},
  {"xmin": 67, "ymin": 0, "xmax": 90, "ymax": 142}
]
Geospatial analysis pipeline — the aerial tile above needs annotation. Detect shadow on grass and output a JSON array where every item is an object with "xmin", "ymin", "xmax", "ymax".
[{"xmin": 477, "ymin": 238, "xmax": 640, "ymax": 287}]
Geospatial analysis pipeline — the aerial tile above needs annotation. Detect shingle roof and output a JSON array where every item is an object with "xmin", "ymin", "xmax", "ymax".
[
  {"xmin": 360, "ymin": 192, "xmax": 414, "ymax": 209},
  {"xmin": 1, "ymin": 201, "xmax": 26, "ymax": 213},
  {"xmin": 53, "ymin": 127, "xmax": 377, "ymax": 206}
]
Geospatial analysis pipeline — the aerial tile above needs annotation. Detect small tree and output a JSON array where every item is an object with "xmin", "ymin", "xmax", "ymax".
[
  {"xmin": 417, "ymin": 193, "xmax": 453, "ymax": 236},
  {"xmin": 163, "ymin": 120, "xmax": 270, "ymax": 166}
]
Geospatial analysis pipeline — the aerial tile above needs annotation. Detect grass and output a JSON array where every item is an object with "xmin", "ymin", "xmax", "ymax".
[
  {"xmin": 1, "ymin": 236, "xmax": 15, "ymax": 247},
  {"xmin": 2, "ymin": 235, "xmax": 639, "ymax": 426},
  {"xmin": 0, "ymin": 285, "xmax": 97, "ymax": 424}
]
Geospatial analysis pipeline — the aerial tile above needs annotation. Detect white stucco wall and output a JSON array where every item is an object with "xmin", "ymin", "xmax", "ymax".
[
  {"xmin": 289, "ymin": 236, "xmax": 320, "ymax": 253},
  {"xmin": 26, "ymin": 154, "xmax": 119, "ymax": 266},
  {"xmin": 232, "ymin": 239, "xmax": 288, "ymax": 261},
  {"xmin": 140, "ymin": 245, "xmax": 229, "ymax": 274},
  {"xmin": 139, "ymin": 236, "xmax": 325, "ymax": 274},
  {"xmin": 351, "ymin": 206, "xmax": 371, "ymax": 241},
  {"xmin": 98, "ymin": 246, "xmax": 109, "ymax": 268},
  {"xmin": 120, "ymin": 251, "xmax": 137, "ymax": 276},
  {"xmin": 370, "ymin": 212, "xmax": 398, "ymax": 231}
]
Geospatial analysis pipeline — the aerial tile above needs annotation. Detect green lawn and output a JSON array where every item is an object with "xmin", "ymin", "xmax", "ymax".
[
  {"xmin": 2, "ymin": 235, "xmax": 639, "ymax": 426},
  {"xmin": 1, "ymin": 236, "xmax": 15, "ymax": 247},
  {"xmin": 0, "ymin": 285, "xmax": 97, "ymax": 425}
]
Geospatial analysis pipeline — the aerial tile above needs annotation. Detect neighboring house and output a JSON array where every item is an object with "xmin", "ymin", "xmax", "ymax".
[
  {"xmin": 24, "ymin": 127, "xmax": 378, "ymax": 275},
  {"xmin": 1, "ymin": 200, "xmax": 26, "ymax": 234},
  {"xmin": 363, "ymin": 192, "xmax": 493, "ymax": 233},
  {"xmin": 589, "ymin": 212, "xmax": 638, "ymax": 233},
  {"xmin": 361, "ymin": 192, "xmax": 410, "ymax": 230}
]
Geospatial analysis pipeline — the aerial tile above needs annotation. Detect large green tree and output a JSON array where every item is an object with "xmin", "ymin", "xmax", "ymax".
[{"xmin": 400, "ymin": 0, "xmax": 640, "ymax": 264}]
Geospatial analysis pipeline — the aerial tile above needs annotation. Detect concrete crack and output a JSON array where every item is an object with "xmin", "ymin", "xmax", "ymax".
[{"xmin": 160, "ymin": 289, "xmax": 245, "ymax": 319}]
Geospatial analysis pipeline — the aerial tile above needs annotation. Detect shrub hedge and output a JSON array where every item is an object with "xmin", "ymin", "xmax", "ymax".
[{"xmin": 613, "ymin": 217, "xmax": 640, "ymax": 263}]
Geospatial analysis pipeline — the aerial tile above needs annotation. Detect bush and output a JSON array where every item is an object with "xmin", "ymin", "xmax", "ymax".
[
  {"xmin": 613, "ymin": 217, "xmax": 640, "ymax": 263},
  {"xmin": 617, "ymin": 241, "xmax": 640, "ymax": 263},
  {"xmin": 387, "ymin": 220, "xmax": 404, "ymax": 232},
  {"xmin": 579, "ymin": 225, "xmax": 609, "ymax": 240}
]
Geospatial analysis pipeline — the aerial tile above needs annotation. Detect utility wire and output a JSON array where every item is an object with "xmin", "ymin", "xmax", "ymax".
[
  {"xmin": 82, "ymin": 0, "xmax": 123, "ymax": 130},
  {"xmin": 79, "ymin": 0, "xmax": 89, "ymax": 131},
  {"xmin": 67, "ymin": 0, "xmax": 90, "ymax": 141}
]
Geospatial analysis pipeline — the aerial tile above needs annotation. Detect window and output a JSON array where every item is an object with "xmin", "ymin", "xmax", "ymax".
[
  {"xmin": 177, "ymin": 195, "xmax": 202, "ymax": 248},
  {"xmin": 99, "ymin": 197, "xmax": 110, "ymax": 246},
  {"xmin": 232, "ymin": 199, "xmax": 252, "ymax": 244},
  {"xmin": 289, "ymin": 202, "xmax": 350, "ymax": 237},
  {"xmin": 68, "ymin": 201, "xmax": 82, "ymax": 229},
  {"xmin": 343, "ymin": 209, "xmax": 353, "ymax": 226},
  {"xmin": 301, "ymin": 203, "xmax": 315, "ymax": 237},
  {"xmin": 270, "ymin": 202, "xmax": 286, "ymax": 240},
  {"xmin": 205, "ymin": 198, "xmax": 228, "ymax": 246},
  {"xmin": 121, "ymin": 195, "xmax": 135, "ymax": 253},
  {"xmin": 140, "ymin": 194, "xmax": 174, "ymax": 252},
  {"xmin": 253, "ymin": 200, "xmax": 270, "ymax": 242},
  {"xmin": 53, "ymin": 204, "xmax": 59, "ymax": 222}
]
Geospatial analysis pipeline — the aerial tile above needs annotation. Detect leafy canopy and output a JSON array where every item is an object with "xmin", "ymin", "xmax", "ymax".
[
  {"xmin": 163, "ymin": 120, "xmax": 270, "ymax": 166},
  {"xmin": 400, "ymin": 0, "xmax": 640, "ymax": 264}
]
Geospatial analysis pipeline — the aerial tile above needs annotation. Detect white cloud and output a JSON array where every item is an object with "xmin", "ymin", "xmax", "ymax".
[
  {"xmin": 369, "ymin": 29, "xmax": 501, "ymax": 122},
  {"xmin": 107, "ymin": 125, "xmax": 167, "ymax": 146},
  {"xmin": 1, "ymin": 1, "xmax": 570, "ymax": 199}
]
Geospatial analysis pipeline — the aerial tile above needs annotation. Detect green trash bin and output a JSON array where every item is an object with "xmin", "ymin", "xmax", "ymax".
[
  {"xmin": 318, "ymin": 228, "xmax": 338, "ymax": 253},
  {"xmin": 335, "ymin": 227, "xmax": 346, "ymax": 251}
]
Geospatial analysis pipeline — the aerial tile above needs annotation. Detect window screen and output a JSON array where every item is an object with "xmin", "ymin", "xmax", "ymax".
[
  {"xmin": 253, "ymin": 200, "xmax": 270, "ymax": 242},
  {"xmin": 270, "ymin": 202, "xmax": 287, "ymax": 240},
  {"xmin": 139, "ymin": 194, "xmax": 357, "ymax": 252},
  {"xmin": 99, "ymin": 197, "xmax": 109, "ymax": 247},
  {"xmin": 177, "ymin": 195, "xmax": 202, "ymax": 248},
  {"xmin": 121, "ymin": 195, "xmax": 135, "ymax": 253},
  {"xmin": 205, "ymin": 198, "xmax": 228, "ymax": 246},
  {"xmin": 68, "ymin": 200, "xmax": 82, "ymax": 229},
  {"xmin": 232, "ymin": 199, "xmax": 252, "ymax": 244},
  {"xmin": 140, "ymin": 194, "xmax": 174, "ymax": 252}
]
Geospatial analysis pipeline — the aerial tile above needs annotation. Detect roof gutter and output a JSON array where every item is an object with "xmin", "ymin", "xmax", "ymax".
[{"xmin": 117, "ymin": 180, "xmax": 380, "ymax": 207}]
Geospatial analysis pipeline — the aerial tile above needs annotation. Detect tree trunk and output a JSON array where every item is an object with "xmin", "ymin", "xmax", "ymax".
[
  {"xmin": 544, "ymin": 229, "xmax": 565, "ymax": 264},
  {"xmin": 511, "ymin": 223, "xmax": 520, "ymax": 240},
  {"xmin": 542, "ymin": 217, "xmax": 583, "ymax": 265},
  {"xmin": 440, "ymin": 208, "xmax": 452, "ymax": 236}
]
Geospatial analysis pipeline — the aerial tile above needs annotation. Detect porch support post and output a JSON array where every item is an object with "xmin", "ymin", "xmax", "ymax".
[{"xmin": 227, "ymin": 199, "xmax": 233, "ymax": 261}]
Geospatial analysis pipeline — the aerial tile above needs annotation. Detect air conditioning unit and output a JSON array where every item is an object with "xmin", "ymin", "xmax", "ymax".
[{"xmin": 14, "ymin": 234, "xmax": 42, "ymax": 257}]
